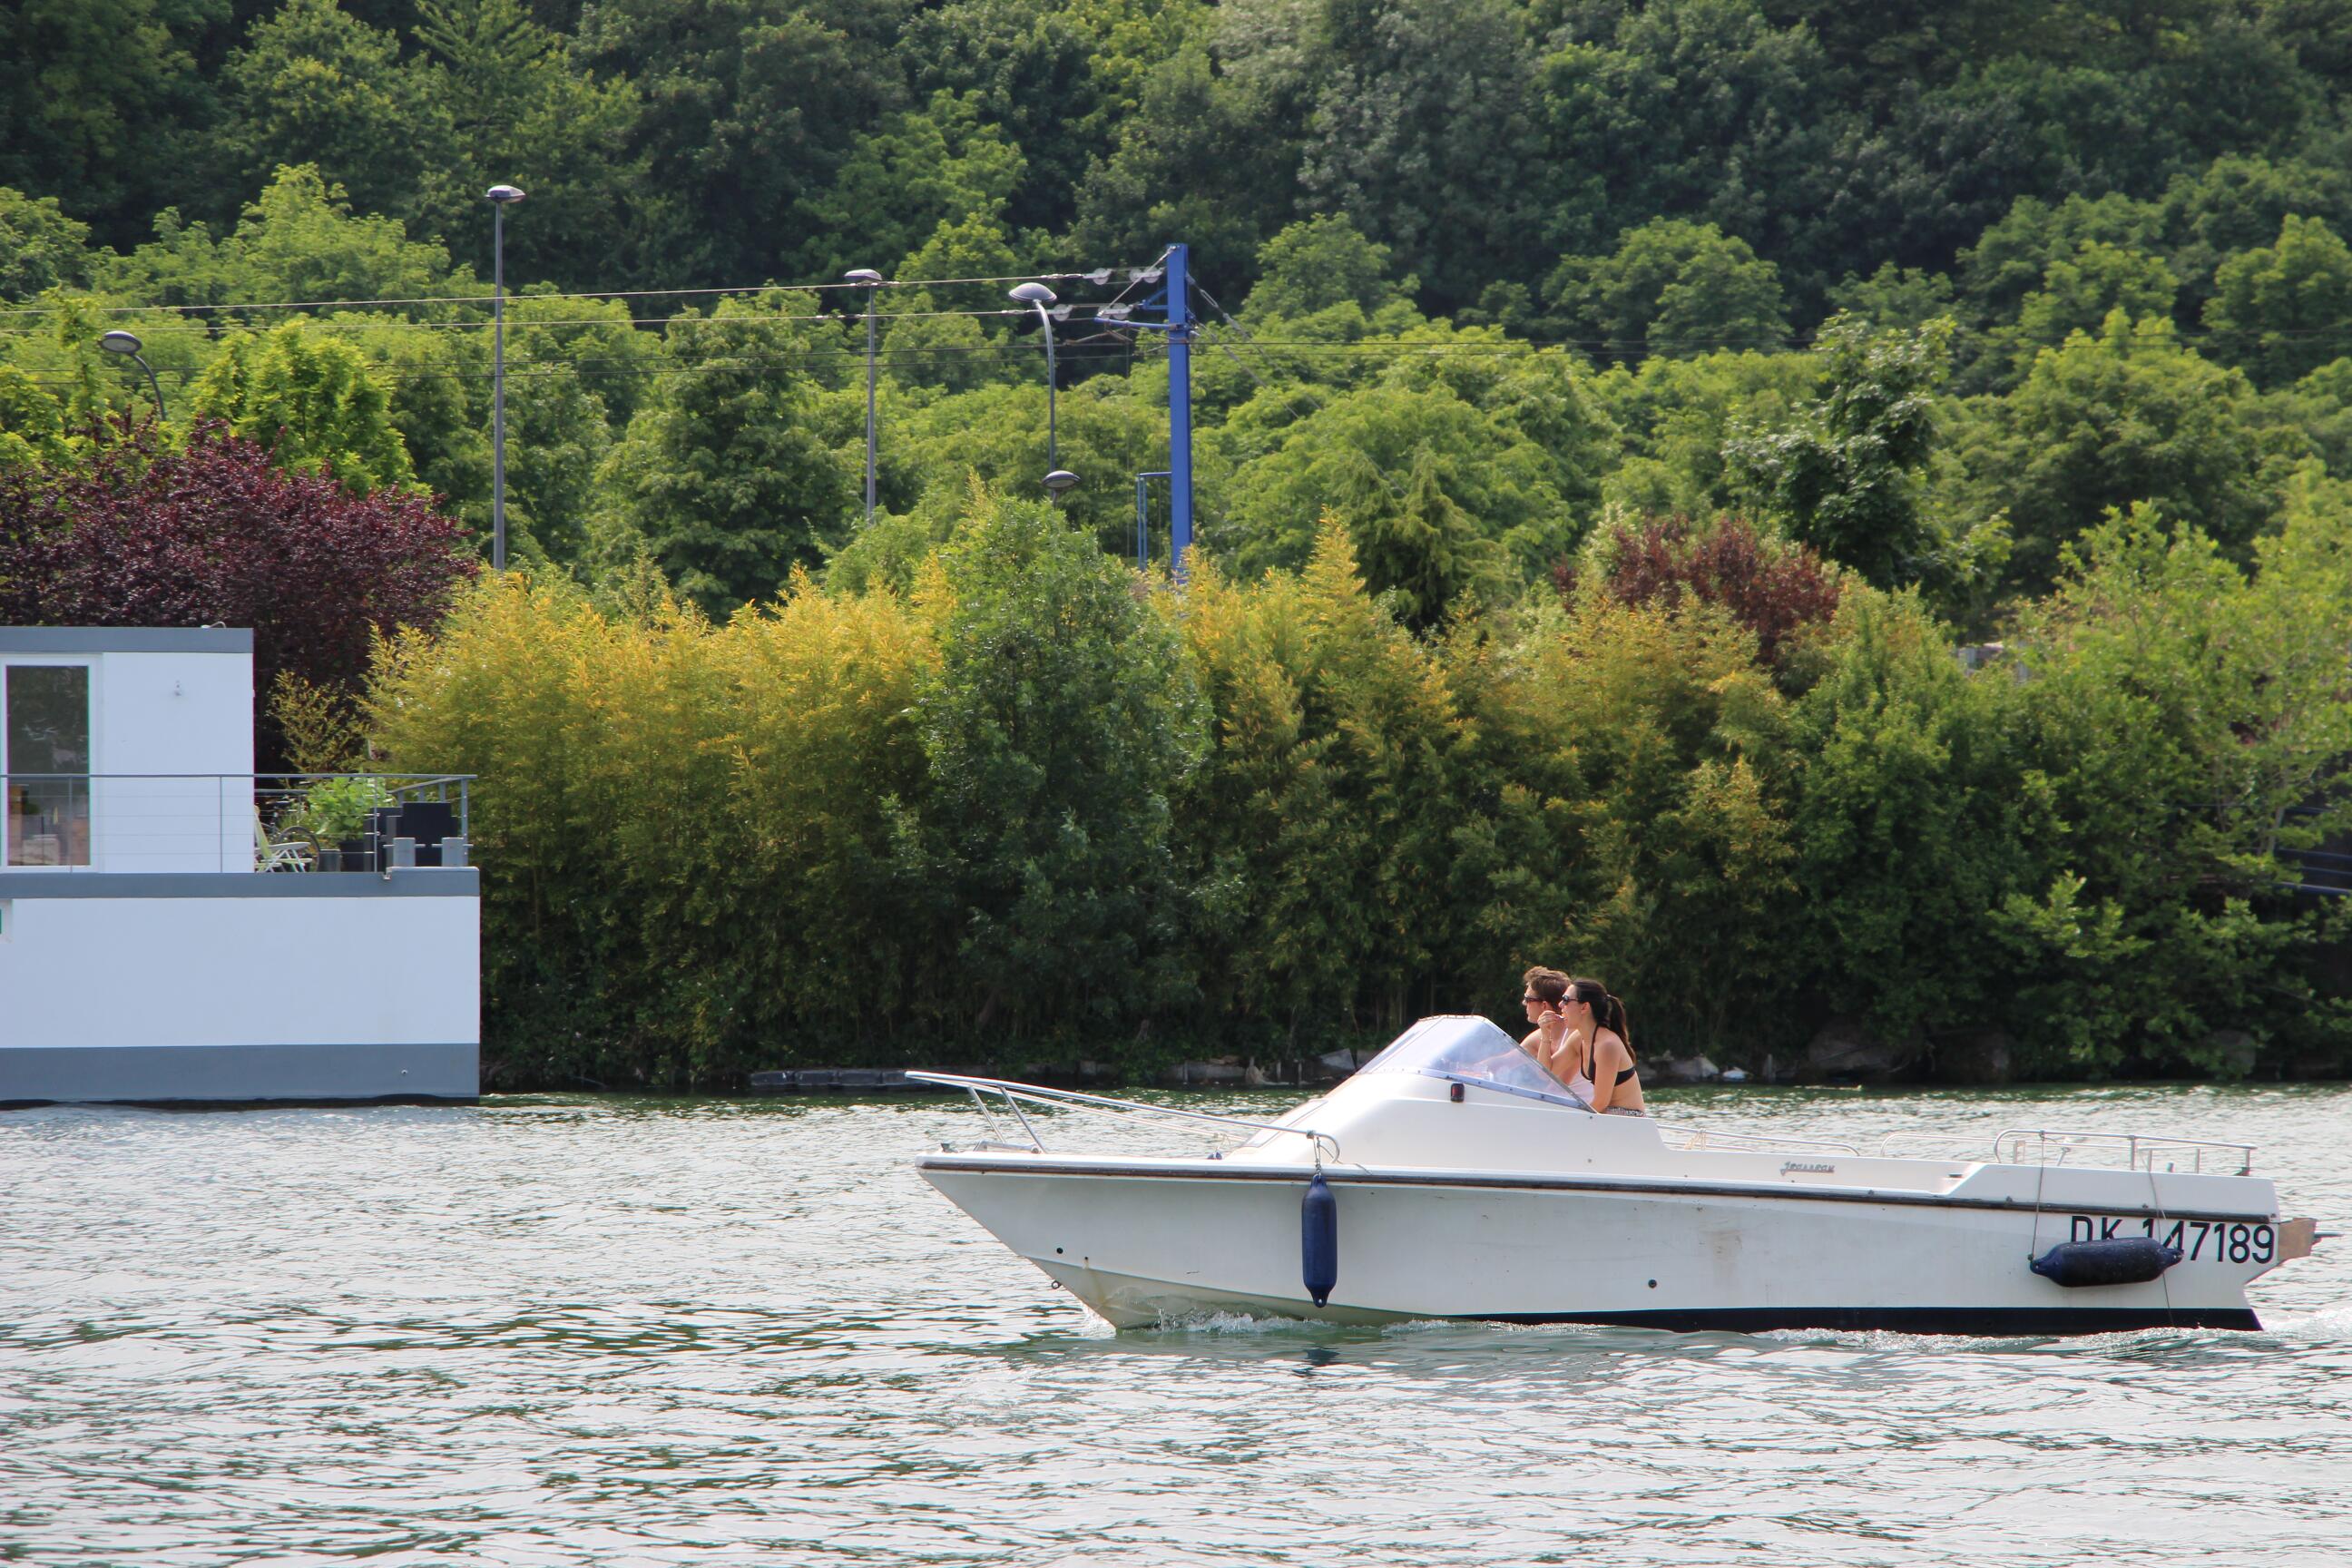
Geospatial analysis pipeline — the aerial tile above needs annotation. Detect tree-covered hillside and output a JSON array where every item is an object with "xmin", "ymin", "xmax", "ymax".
[
  {"xmin": 7, "ymin": 0, "xmax": 2352, "ymax": 626},
  {"xmin": 8, "ymin": 2, "xmax": 2352, "ymax": 1083}
]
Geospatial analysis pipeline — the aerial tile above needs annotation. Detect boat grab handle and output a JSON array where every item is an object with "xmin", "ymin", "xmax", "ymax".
[{"xmin": 907, "ymin": 1071, "xmax": 1342, "ymax": 1162}]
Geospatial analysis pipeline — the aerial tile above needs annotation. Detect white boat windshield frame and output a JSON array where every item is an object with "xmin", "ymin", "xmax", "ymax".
[{"xmin": 1356, "ymin": 1015, "xmax": 1592, "ymax": 1112}]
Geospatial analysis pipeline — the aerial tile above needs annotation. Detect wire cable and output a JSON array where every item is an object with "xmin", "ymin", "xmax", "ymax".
[{"xmin": 0, "ymin": 271, "xmax": 1131, "ymax": 320}]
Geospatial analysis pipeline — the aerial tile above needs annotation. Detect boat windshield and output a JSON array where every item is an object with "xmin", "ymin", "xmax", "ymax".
[{"xmin": 1356, "ymin": 1015, "xmax": 1590, "ymax": 1111}]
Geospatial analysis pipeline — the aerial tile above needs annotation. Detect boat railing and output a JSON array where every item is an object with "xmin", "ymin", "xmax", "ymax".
[
  {"xmin": 908, "ymin": 1072, "xmax": 1342, "ymax": 1163},
  {"xmin": 1992, "ymin": 1127, "xmax": 2255, "ymax": 1175},
  {"xmin": 1654, "ymin": 1123, "xmax": 1861, "ymax": 1157}
]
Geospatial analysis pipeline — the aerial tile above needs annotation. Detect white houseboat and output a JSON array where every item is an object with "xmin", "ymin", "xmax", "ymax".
[{"xmin": 0, "ymin": 627, "xmax": 479, "ymax": 1104}]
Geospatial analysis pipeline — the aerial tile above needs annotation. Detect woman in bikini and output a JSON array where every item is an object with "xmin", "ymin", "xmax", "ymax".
[{"xmin": 1557, "ymin": 977, "xmax": 1644, "ymax": 1115}]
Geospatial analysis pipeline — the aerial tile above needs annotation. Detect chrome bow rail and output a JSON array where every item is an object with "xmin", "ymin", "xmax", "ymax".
[{"xmin": 908, "ymin": 1071, "xmax": 1342, "ymax": 1163}]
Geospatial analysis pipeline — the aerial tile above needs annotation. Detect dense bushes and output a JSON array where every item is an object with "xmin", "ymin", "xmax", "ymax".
[{"xmin": 368, "ymin": 495, "xmax": 2352, "ymax": 1089}]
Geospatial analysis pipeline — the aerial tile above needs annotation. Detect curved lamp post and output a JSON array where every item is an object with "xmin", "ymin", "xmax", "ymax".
[
  {"xmin": 845, "ymin": 268, "xmax": 884, "ymax": 525},
  {"xmin": 485, "ymin": 183, "xmax": 526, "ymax": 571},
  {"xmin": 99, "ymin": 329, "xmax": 166, "ymax": 420},
  {"xmin": 1008, "ymin": 281, "xmax": 1068, "ymax": 496}
]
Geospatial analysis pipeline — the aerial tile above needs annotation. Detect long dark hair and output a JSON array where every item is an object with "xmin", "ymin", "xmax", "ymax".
[{"xmin": 1566, "ymin": 979, "xmax": 1630, "ymax": 1048}]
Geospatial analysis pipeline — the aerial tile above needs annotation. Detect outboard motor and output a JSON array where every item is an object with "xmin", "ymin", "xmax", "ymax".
[{"xmin": 1302, "ymin": 1171, "xmax": 1338, "ymax": 1308}]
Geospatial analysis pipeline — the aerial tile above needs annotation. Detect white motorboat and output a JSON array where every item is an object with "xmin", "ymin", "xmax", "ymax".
[{"xmin": 915, "ymin": 1014, "xmax": 2318, "ymax": 1334}]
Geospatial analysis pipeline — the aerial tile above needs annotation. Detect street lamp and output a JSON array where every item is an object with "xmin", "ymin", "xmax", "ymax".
[
  {"xmin": 1008, "ymin": 281, "xmax": 1061, "ymax": 475},
  {"xmin": 845, "ymin": 268, "xmax": 884, "ymax": 525},
  {"xmin": 99, "ymin": 329, "xmax": 166, "ymax": 420},
  {"xmin": 485, "ymin": 183, "xmax": 525, "ymax": 571}
]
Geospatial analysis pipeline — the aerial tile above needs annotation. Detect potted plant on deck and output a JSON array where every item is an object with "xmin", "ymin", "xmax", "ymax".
[{"xmin": 292, "ymin": 775, "xmax": 392, "ymax": 871}]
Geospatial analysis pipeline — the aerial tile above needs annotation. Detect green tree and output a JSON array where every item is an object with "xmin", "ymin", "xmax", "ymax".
[
  {"xmin": 337, "ymin": 315, "xmax": 487, "ymax": 529},
  {"xmin": 572, "ymin": 0, "xmax": 903, "ymax": 286},
  {"xmin": 1955, "ymin": 192, "xmax": 2163, "ymax": 335},
  {"xmin": 1549, "ymin": 219, "xmax": 1788, "ymax": 364},
  {"xmin": 1213, "ymin": 381, "xmax": 1573, "ymax": 605},
  {"xmin": 410, "ymin": 0, "xmax": 647, "ymax": 281},
  {"xmin": 0, "ymin": 188, "xmax": 93, "ymax": 300},
  {"xmin": 1177, "ymin": 523, "xmax": 1469, "ymax": 1044},
  {"xmin": 2204, "ymin": 215, "xmax": 2352, "ymax": 386},
  {"xmin": 1999, "ymin": 500, "xmax": 2352, "ymax": 1071},
  {"xmin": 99, "ymin": 165, "xmax": 476, "ymax": 316},
  {"xmin": 887, "ymin": 374, "xmax": 1169, "ymax": 561},
  {"xmin": 1727, "ymin": 316, "xmax": 1954, "ymax": 588},
  {"xmin": 915, "ymin": 487, "xmax": 1207, "ymax": 1043},
  {"xmin": 1537, "ymin": 0, "xmax": 1837, "ymax": 297},
  {"xmin": 791, "ymin": 89, "xmax": 1024, "ymax": 281},
  {"xmin": 218, "ymin": 0, "xmax": 456, "ymax": 236},
  {"xmin": 1242, "ymin": 214, "xmax": 1414, "ymax": 320},
  {"xmin": 1591, "ymin": 348, "xmax": 1820, "ymax": 519},
  {"xmin": 2159, "ymin": 152, "xmax": 2352, "ymax": 301},
  {"xmin": 1784, "ymin": 589, "xmax": 2049, "ymax": 1052},
  {"xmin": 1995, "ymin": 240, "xmax": 2179, "ymax": 381},
  {"xmin": 0, "ymin": 367, "xmax": 83, "ymax": 474},
  {"xmin": 1444, "ymin": 580, "xmax": 1797, "ymax": 1055},
  {"xmin": 597, "ymin": 294, "xmax": 858, "ymax": 617},
  {"xmin": 185, "ymin": 321, "xmax": 416, "ymax": 493},
  {"xmin": 1966, "ymin": 311, "xmax": 2296, "ymax": 591},
  {"xmin": 1070, "ymin": 36, "xmax": 1298, "ymax": 288},
  {"xmin": 1826, "ymin": 263, "xmax": 1958, "ymax": 332},
  {"xmin": 0, "ymin": 0, "xmax": 217, "ymax": 251},
  {"xmin": 1293, "ymin": 0, "xmax": 1543, "ymax": 309}
]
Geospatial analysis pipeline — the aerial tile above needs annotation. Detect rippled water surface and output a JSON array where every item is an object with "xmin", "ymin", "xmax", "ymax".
[{"xmin": 6, "ymin": 1083, "xmax": 2350, "ymax": 1566}]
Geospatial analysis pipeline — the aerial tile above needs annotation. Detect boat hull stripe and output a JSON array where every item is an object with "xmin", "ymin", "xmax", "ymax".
[
  {"xmin": 1460, "ymin": 1306, "xmax": 2263, "ymax": 1334},
  {"xmin": 917, "ymin": 1156, "xmax": 2271, "ymax": 1225}
]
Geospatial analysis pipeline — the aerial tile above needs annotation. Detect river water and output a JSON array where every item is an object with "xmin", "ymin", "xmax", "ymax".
[{"xmin": 5, "ymin": 1082, "xmax": 2348, "ymax": 1566}]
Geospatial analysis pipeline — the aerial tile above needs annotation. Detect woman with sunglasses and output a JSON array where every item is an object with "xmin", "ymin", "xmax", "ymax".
[{"xmin": 1559, "ymin": 977, "xmax": 1644, "ymax": 1115}]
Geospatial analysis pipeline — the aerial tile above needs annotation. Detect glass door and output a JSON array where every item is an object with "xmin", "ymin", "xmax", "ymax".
[{"xmin": 4, "ymin": 664, "xmax": 91, "ymax": 867}]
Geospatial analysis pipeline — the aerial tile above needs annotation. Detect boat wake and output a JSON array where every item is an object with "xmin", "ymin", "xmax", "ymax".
[{"xmin": 2260, "ymin": 1299, "xmax": 2352, "ymax": 1340}]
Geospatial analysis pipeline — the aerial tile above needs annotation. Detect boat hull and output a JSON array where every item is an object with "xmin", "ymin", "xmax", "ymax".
[{"xmin": 921, "ymin": 1156, "xmax": 2275, "ymax": 1334}]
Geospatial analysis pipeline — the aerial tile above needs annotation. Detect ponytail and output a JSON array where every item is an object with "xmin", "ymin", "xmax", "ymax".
[{"xmin": 1602, "ymin": 990, "xmax": 1630, "ymax": 1048}]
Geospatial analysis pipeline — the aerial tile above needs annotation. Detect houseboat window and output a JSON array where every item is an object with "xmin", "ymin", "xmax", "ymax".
[{"xmin": 5, "ymin": 664, "xmax": 91, "ymax": 867}]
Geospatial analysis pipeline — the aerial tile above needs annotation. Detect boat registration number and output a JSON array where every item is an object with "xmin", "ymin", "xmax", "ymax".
[{"xmin": 2066, "ymin": 1214, "xmax": 2275, "ymax": 1264}]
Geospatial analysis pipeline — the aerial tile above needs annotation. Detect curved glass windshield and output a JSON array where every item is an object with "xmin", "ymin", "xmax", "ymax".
[{"xmin": 1357, "ymin": 1015, "xmax": 1591, "ymax": 1110}]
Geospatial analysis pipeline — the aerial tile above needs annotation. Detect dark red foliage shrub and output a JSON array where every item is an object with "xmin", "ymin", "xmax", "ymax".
[
  {"xmin": 1564, "ymin": 514, "xmax": 1843, "ymax": 668},
  {"xmin": 0, "ymin": 419, "xmax": 475, "ymax": 745}
]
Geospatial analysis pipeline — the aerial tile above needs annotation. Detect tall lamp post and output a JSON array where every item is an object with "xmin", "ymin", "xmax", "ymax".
[
  {"xmin": 1008, "ymin": 281, "xmax": 1073, "ymax": 498},
  {"xmin": 485, "ymin": 183, "xmax": 525, "ymax": 571},
  {"xmin": 845, "ymin": 268, "xmax": 884, "ymax": 524},
  {"xmin": 99, "ymin": 330, "xmax": 167, "ymax": 420}
]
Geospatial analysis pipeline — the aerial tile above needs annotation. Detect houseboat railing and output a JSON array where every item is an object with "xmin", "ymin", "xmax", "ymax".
[{"xmin": 1, "ymin": 773, "xmax": 473, "ymax": 874}]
